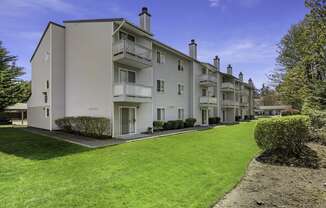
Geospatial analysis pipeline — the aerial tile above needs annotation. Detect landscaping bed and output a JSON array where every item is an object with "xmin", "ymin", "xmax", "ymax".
[{"xmin": 215, "ymin": 142, "xmax": 326, "ymax": 208}]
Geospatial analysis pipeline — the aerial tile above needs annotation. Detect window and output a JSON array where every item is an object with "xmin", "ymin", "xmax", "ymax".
[
  {"xmin": 202, "ymin": 68, "xmax": 207, "ymax": 74},
  {"xmin": 202, "ymin": 88, "xmax": 207, "ymax": 96},
  {"xmin": 157, "ymin": 108, "xmax": 165, "ymax": 121},
  {"xmin": 156, "ymin": 50, "xmax": 165, "ymax": 64},
  {"xmin": 119, "ymin": 69, "xmax": 136, "ymax": 83},
  {"xmin": 43, "ymin": 92, "xmax": 48, "ymax": 103},
  {"xmin": 157, "ymin": 80, "xmax": 165, "ymax": 92},
  {"xmin": 119, "ymin": 31, "xmax": 135, "ymax": 42},
  {"xmin": 46, "ymin": 80, "xmax": 49, "ymax": 89},
  {"xmin": 177, "ymin": 83, "xmax": 184, "ymax": 95},
  {"xmin": 178, "ymin": 108, "xmax": 184, "ymax": 120},
  {"xmin": 45, "ymin": 107, "xmax": 49, "ymax": 118},
  {"xmin": 178, "ymin": 60, "xmax": 184, "ymax": 71}
]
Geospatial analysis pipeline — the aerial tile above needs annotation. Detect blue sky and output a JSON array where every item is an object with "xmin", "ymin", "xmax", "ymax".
[{"xmin": 0, "ymin": 0, "xmax": 308, "ymax": 88}]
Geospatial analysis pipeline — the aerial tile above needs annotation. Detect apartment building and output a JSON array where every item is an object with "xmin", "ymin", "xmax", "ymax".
[{"xmin": 27, "ymin": 7, "xmax": 255, "ymax": 137}]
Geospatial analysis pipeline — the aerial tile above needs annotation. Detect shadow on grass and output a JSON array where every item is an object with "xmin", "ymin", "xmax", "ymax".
[
  {"xmin": 0, "ymin": 127, "xmax": 90, "ymax": 160},
  {"xmin": 256, "ymin": 145, "xmax": 321, "ymax": 169}
]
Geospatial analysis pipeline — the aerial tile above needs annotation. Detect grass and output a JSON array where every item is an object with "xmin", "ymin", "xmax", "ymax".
[{"xmin": 0, "ymin": 121, "xmax": 259, "ymax": 208}]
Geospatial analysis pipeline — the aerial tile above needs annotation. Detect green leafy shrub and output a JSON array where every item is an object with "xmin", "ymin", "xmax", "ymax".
[
  {"xmin": 153, "ymin": 120, "xmax": 165, "ymax": 131},
  {"xmin": 209, "ymin": 117, "xmax": 221, "ymax": 125},
  {"xmin": 254, "ymin": 115, "xmax": 310, "ymax": 155},
  {"xmin": 235, "ymin": 116, "xmax": 241, "ymax": 122},
  {"xmin": 55, "ymin": 116, "xmax": 111, "ymax": 138},
  {"xmin": 176, "ymin": 120, "xmax": 184, "ymax": 129},
  {"xmin": 163, "ymin": 121, "xmax": 174, "ymax": 130},
  {"xmin": 184, "ymin": 118, "xmax": 196, "ymax": 127},
  {"xmin": 308, "ymin": 110, "xmax": 326, "ymax": 145},
  {"xmin": 244, "ymin": 115, "xmax": 249, "ymax": 120}
]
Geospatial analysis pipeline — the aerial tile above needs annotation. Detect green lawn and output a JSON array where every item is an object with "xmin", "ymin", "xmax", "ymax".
[{"xmin": 0, "ymin": 121, "xmax": 259, "ymax": 208}]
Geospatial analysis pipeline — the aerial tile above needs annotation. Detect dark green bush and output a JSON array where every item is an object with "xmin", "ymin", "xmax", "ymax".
[
  {"xmin": 163, "ymin": 121, "xmax": 174, "ymax": 130},
  {"xmin": 153, "ymin": 120, "xmax": 165, "ymax": 131},
  {"xmin": 55, "ymin": 116, "xmax": 111, "ymax": 138},
  {"xmin": 254, "ymin": 115, "xmax": 310, "ymax": 155},
  {"xmin": 235, "ymin": 116, "xmax": 241, "ymax": 122},
  {"xmin": 249, "ymin": 115, "xmax": 255, "ymax": 120},
  {"xmin": 209, "ymin": 117, "xmax": 221, "ymax": 125},
  {"xmin": 244, "ymin": 115, "xmax": 249, "ymax": 120},
  {"xmin": 184, "ymin": 118, "xmax": 196, "ymax": 127},
  {"xmin": 176, "ymin": 120, "xmax": 184, "ymax": 129}
]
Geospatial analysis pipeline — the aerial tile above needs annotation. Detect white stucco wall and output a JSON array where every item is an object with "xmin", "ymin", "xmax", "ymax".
[
  {"xmin": 152, "ymin": 45, "xmax": 192, "ymax": 121},
  {"xmin": 64, "ymin": 22, "xmax": 114, "ymax": 120}
]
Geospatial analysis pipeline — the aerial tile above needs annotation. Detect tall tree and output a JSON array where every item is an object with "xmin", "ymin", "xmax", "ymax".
[
  {"xmin": 269, "ymin": 0, "xmax": 326, "ymax": 111},
  {"xmin": 0, "ymin": 41, "xmax": 30, "ymax": 111}
]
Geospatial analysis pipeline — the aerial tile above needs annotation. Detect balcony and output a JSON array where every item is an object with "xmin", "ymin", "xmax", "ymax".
[
  {"xmin": 222, "ymin": 100, "xmax": 239, "ymax": 108},
  {"xmin": 221, "ymin": 82, "xmax": 234, "ymax": 91},
  {"xmin": 240, "ymin": 102, "xmax": 249, "ymax": 107},
  {"xmin": 199, "ymin": 74, "xmax": 217, "ymax": 86},
  {"xmin": 113, "ymin": 39, "xmax": 152, "ymax": 69},
  {"xmin": 200, "ymin": 96, "xmax": 217, "ymax": 106},
  {"xmin": 113, "ymin": 83, "xmax": 152, "ymax": 103}
]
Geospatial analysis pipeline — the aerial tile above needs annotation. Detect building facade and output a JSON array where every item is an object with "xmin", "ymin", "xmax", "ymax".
[{"xmin": 27, "ymin": 7, "xmax": 255, "ymax": 137}]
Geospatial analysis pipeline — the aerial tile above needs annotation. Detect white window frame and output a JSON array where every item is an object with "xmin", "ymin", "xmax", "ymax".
[
  {"xmin": 177, "ymin": 83, "xmax": 184, "ymax": 95},
  {"xmin": 156, "ymin": 50, "xmax": 165, "ymax": 64},
  {"xmin": 45, "ymin": 107, "xmax": 49, "ymax": 118},
  {"xmin": 157, "ymin": 79, "xmax": 165, "ymax": 92},
  {"xmin": 157, "ymin": 107, "xmax": 166, "ymax": 121},
  {"xmin": 177, "ymin": 108, "xmax": 184, "ymax": 120},
  {"xmin": 118, "ymin": 68, "xmax": 136, "ymax": 83}
]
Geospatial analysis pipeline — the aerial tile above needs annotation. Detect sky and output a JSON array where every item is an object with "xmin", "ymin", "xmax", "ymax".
[{"xmin": 0, "ymin": 0, "xmax": 309, "ymax": 88}]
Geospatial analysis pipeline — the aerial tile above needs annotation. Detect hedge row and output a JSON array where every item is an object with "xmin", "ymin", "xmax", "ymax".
[
  {"xmin": 55, "ymin": 116, "xmax": 111, "ymax": 138},
  {"xmin": 209, "ymin": 117, "xmax": 220, "ymax": 125},
  {"xmin": 153, "ymin": 118, "xmax": 196, "ymax": 131},
  {"xmin": 254, "ymin": 115, "xmax": 310, "ymax": 155}
]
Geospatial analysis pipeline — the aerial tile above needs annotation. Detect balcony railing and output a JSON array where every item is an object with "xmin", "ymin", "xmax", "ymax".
[
  {"xmin": 221, "ymin": 82, "xmax": 234, "ymax": 90},
  {"xmin": 113, "ymin": 39, "xmax": 152, "ymax": 68},
  {"xmin": 200, "ymin": 96, "xmax": 217, "ymax": 105},
  {"xmin": 222, "ymin": 100, "xmax": 239, "ymax": 107},
  {"xmin": 199, "ymin": 74, "xmax": 217, "ymax": 85},
  {"xmin": 240, "ymin": 102, "xmax": 249, "ymax": 107},
  {"xmin": 114, "ymin": 83, "xmax": 152, "ymax": 98}
]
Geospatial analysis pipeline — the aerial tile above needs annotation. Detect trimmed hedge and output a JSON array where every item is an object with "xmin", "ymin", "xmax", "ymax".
[
  {"xmin": 235, "ymin": 116, "xmax": 241, "ymax": 122},
  {"xmin": 254, "ymin": 115, "xmax": 310, "ymax": 155},
  {"xmin": 153, "ymin": 121, "xmax": 165, "ymax": 131},
  {"xmin": 209, "ymin": 117, "xmax": 220, "ymax": 125},
  {"xmin": 184, "ymin": 118, "xmax": 196, "ymax": 128},
  {"xmin": 55, "ymin": 117, "xmax": 111, "ymax": 138}
]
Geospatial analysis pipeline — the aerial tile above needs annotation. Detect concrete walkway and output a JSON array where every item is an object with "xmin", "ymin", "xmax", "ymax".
[
  {"xmin": 23, "ymin": 125, "xmax": 216, "ymax": 148},
  {"xmin": 23, "ymin": 128, "xmax": 125, "ymax": 148}
]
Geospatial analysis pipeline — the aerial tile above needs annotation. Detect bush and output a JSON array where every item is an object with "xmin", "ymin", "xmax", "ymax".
[
  {"xmin": 209, "ymin": 117, "xmax": 221, "ymax": 125},
  {"xmin": 184, "ymin": 118, "xmax": 196, "ymax": 127},
  {"xmin": 244, "ymin": 115, "xmax": 249, "ymax": 120},
  {"xmin": 176, "ymin": 120, "xmax": 184, "ymax": 129},
  {"xmin": 254, "ymin": 115, "xmax": 310, "ymax": 155},
  {"xmin": 308, "ymin": 110, "xmax": 326, "ymax": 145},
  {"xmin": 153, "ymin": 120, "xmax": 165, "ymax": 131},
  {"xmin": 235, "ymin": 116, "xmax": 241, "ymax": 122},
  {"xmin": 249, "ymin": 115, "xmax": 255, "ymax": 120},
  {"xmin": 163, "ymin": 121, "xmax": 174, "ymax": 130},
  {"xmin": 55, "ymin": 116, "xmax": 111, "ymax": 138}
]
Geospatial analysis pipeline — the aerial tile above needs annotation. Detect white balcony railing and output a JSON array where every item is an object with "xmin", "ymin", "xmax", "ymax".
[
  {"xmin": 199, "ymin": 74, "xmax": 217, "ymax": 83},
  {"xmin": 222, "ymin": 100, "xmax": 239, "ymax": 106},
  {"xmin": 221, "ymin": 82, "xmax": 234, "ymax": 90},
  {"xmin": 200, "ymin": 96, "xmax": 217, "ymax": 105},
  {"xmin": 114, "ymin": 83, "xmax": 152, "ymax": 98},
  {"xmin": 113, "ymin": 39, "xmax": 152, "ymax": 62}
]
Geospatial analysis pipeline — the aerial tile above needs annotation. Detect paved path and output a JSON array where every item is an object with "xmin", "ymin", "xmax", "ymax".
[
  {"xmin": 23, "ymin": 125, "xmax": 217, "ymax": 148},
  {"xmin": 23, "ymin": 128, "xmax": 125, "ymax": 148}
]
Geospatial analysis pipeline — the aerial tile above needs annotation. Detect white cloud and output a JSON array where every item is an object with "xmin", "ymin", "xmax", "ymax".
[
  {"xmin": 0, "ymin": 0, "xmax": 78, "ymax": 16},
  {"xmin": 209, "ymin": 0, "xmax": 222, "ymax": 7}
]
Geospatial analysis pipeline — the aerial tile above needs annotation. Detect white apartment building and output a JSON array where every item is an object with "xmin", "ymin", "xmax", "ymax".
[{"xmin": 27, "ymin": 7, "xmax": 255, "ymax": 137}]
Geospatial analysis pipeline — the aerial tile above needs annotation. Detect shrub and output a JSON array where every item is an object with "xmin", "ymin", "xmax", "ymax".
[
  {"xmin": 176, "ymin": 120, "xmax": 184, "ymax": 129},
  {"xmin": 249, "ymin": 115, "xmax": 255, "ymax": 120},
  {"xmin": 235, "ymin": 116, "xmax": 241, "ymax": 122},
  {"xmin": 153, "ymin": 120, "xmax": 165, "ymax": 131},
  {"xmin": 163, "ymin": 121, "xmax": 174, "ymax": 130},
  {"xmin": 209, "ymin": 117, "xmax": 221, "ymax": 125},
  {"xmin": 55, "ymin": 116, "xmax": 111, "ymax": 138},
  {"xmin": 308, "ymin": 110, "xmax": 326, "ymax": 145},
  {"xmin": 244, "ymin": 115, "xmax": 249, "ymax": 120},
  {"xmin": 254, "ymin": 115, "xmax": 310, "ymax": 155},
  {"xmin": 184, "ymin": 118, "xmax": 196, "ymax": 127}
]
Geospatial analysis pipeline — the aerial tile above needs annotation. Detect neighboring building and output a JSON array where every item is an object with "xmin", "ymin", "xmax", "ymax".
[
  {"xmin": 4, "ymin": 103, "xmax": 27, "ymax": 125},
  {"xmin": 255, "ymin": 105, "xmax": 292, "ymax": 116},
  {"xmin": 27, "ymin": 7, "xmax": 255, "ymax": 137}
]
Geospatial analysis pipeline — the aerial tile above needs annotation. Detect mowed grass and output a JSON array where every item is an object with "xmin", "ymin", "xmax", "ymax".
[{"xmin": 0, "ymin": 121, "xmax": 259, "ymax": 208}]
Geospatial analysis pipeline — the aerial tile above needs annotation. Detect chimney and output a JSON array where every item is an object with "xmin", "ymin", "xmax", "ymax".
[
  {"xmin": 213, "ymin": 56, "xmax": 220, "ymax": 71},
  {"xmin": 239, "ymin": 72, "xmax": 243, "ymax": 81},
  {"xmin": 139, "ymin": 7, "xmax": 151, "ymax": 33},
  {"xmin": 227, "ymin": 64, "xmax": 232, "ymax": 75},
  {"xmin": 189, "ymin": 39, "xmax": 197, "ymax": 59}
]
